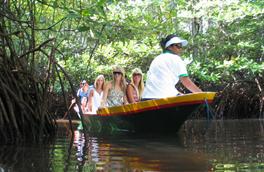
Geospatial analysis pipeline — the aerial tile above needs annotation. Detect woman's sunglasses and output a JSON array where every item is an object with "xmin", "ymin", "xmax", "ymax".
[{"xmin": 113, "ymin": 72, "xmax": 122, "ymax": 75}]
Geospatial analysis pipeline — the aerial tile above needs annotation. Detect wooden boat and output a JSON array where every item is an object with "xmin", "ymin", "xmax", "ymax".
[{"xmin": 83, "ymin": 92, "xmax": 216, "ymax": 134}]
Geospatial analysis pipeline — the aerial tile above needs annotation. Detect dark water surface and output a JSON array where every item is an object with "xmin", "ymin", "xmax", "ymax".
[{"xmin": 0, "ymin": 119, "xmax": 264, "ymax": 172}]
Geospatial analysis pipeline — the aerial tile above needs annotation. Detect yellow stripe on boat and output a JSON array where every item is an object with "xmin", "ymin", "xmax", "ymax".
[{"xmin": 97, "ymin": 92, "xmax": 216, "ymax": 116}]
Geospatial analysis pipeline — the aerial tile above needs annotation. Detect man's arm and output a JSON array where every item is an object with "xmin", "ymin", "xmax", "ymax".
[{"xmin": 180, "ymin": 76, "xmax": 202, "ymax": 93}]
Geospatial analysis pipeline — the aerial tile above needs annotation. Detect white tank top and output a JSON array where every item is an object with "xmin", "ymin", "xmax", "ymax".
[{"xmin": 92, "ymin": 89, "xmax": 103, "ymax": 114}]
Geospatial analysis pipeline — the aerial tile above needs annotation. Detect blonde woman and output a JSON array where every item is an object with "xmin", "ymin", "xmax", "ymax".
[
  {"xmin": 126, "ymin": 68, "xmax": 144, "ymax": 103},
  {"xmin": 101, "ymin": 66, "xmax": 128, "ymax": 107},
  {"xmin": 87, "ymin": 75, "xmax": 105, "ymax": 114}
]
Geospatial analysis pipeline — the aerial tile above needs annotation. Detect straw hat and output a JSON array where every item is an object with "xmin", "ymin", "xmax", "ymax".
[
  {"xmin": 132, "ymin": 68, "xmax": 143, "ymax": 76},
  {"xmin": 112, "ymin": 66, "xmax": 125, "ymax": 75}
]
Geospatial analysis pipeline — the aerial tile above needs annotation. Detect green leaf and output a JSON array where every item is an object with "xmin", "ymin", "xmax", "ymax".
[{"xmin": 77, "ymin": 26, "xmax": 90, "ymax": 32}]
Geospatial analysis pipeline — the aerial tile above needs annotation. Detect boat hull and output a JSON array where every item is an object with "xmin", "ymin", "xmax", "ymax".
[{"xmin": 83, "ymin": 92, "xmax": 216, "ymax": 134}]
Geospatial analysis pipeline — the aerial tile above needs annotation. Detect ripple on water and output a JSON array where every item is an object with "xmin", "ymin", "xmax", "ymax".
[{"xmin": 0, "ymin": 119, "xmax": 263, "ymax": 171}]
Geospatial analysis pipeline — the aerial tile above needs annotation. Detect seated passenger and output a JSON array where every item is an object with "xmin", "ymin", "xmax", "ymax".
[
  {"xmin": 101, "ymin": 66, "xmax": 128, "ymax": 107},
  {"xmin": 142, "ymin": 34, "xmax": 202, "ymax": 99},
  {"xmin": 80, "ymin": 82, "xmax": 90, "ymax": 113},
  {"xmin": 76, "ymin": 80, "xmax": 84, "ymax": 97},
  {"xmin": 87, "ymin": 75, "xmax": 105, "ymax": 114},
  {"xmin": 77, "ymin": 80, "xmax": 89, "ymax": 102},
  {"xmin": 126, "ymin": 68, "xmax": 144, "ymax": 103}
]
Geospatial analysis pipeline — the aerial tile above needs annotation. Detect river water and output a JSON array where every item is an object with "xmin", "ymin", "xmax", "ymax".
[{"xmin": 0, "ymin": 119, "xmax": 264, "ymax": 172}]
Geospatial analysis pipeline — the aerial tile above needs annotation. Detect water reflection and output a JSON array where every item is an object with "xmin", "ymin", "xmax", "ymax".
[
  {"xmin": 182, "ymin": 119, "xmax": 264, "ymax": 171},
  {"xmin": 73, "ymin": 134, "xmax": 209, "ymax": 171},
  {"xmin": 68, "ymin": 125, "xmax": 210, "ymax": 171},
  {"xmin": 0, "ymin": 119, "xmax": 264, "ymax": 171}
]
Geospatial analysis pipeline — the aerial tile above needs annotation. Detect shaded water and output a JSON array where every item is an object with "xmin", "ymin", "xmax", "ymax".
[{"xmin": 0, "ymin": 119, "xmax": 264, "ymax": 171}]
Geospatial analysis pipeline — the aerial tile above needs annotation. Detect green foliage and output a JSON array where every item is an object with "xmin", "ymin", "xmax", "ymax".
[
  {"xmin": 3, "ymin": 0, "xmax": 264, "ymax": 93},
  {"xmin": 189, "ymin": 56, "xmax": 264, "ymax": 83}
]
